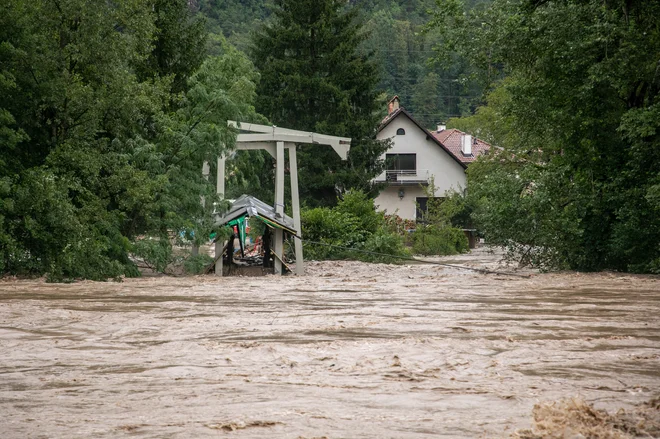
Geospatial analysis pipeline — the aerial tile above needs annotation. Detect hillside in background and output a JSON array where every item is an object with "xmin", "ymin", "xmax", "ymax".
[{"xmin": 196, "ymin": 0, "xmax": 492, "ymax": 127}]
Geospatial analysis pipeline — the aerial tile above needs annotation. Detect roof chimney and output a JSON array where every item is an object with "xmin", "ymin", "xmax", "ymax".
[
  {"xmin": 437, "ymin": 124, "xmax": 446, "ymax": 132},
  {"xmin": 387, "ymin": 96, "xmax": 400, "ymax": 115},
  {"xmin": 461, "ymin": 134, "xmax": 472, "ymax": 156}
]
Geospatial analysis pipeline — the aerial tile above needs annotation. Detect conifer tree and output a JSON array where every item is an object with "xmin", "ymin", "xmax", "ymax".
[{"xmin": 251, "ymin": 0, "xmax": 388, "ymax": 207}]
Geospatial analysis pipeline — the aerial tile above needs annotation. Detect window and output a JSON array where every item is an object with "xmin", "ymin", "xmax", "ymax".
[
  {"xmin": 386, "ymin": 153, "xmax": 416, "ymax": 176},
  {"xmin": 396, "ymin": 128, "xmax": 406, "ymax": 135}
]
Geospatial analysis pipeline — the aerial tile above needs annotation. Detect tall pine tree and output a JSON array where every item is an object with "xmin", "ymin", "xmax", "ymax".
[{"xmin": 251, "ymin": 0, "xmax": 388, "ymax": 207}]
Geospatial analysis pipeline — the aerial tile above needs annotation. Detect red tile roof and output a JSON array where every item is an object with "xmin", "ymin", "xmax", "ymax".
[{"xmin": 432, "ymin": 128, "xmax": 491, "ymax": 164}]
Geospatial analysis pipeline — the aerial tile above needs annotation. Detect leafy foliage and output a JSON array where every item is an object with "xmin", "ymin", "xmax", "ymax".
[
  {"xmin": 199, "ymin": 1, "xmax": 492, "ymax": 126},
  {"xmin": 183, "ymin": 254, "xmax": 214, "ymax": 274},
  {"xmin": 412, "ymin": 226, "xmax": 469, "ymax": 256},
  {"xmin": 301, "ymin": 191, "xmax": 408, "ymax": 262},
  {"xmin": 362, "ymin": 228, "xmax": 411, "ymax": 263},
  {"xmin": 0, "ymin": 0, "xmax": 262, "ymax": 280},
  {"xmin": 435, "ymin": 0, "xmax": 660, "ymax": 272},
  {"xmin": 411, "ymin": 182, "xmax": 470, "ymax": 256},
  {"xmin": 132, "ymin": 238, "xmax": 173, "ymax": 274}
]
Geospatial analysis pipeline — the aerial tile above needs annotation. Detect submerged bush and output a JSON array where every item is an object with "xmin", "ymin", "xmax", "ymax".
[
  {"xmin": 411, "ymin": 226, "xmax": 469, "ymax": 256},
  {"xmin": 132, "ymin": 238, "xmax": 173, "ymax": 273},
  {"xmin": 301, "ymin": 190, "xmax": 408, "ymax": 263},
  {"xmin": 360, "ymin": 229, "xmax": 410, "ymax": 263},
  {"xmin": 183, "ymin": 254, "xmax": 214, "ymax": 274}
]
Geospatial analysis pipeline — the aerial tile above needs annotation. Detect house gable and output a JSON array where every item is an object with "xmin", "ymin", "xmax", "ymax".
[
  {"xmin": 374, "ymin": 104, "xmax": 492, "ymax": 220},
  {"xmin": 376, "ymin": 110, "xmax": 468, "ymax": 197},
  {"xmin": 378, "ymin": 109, "xmax": 468, "ymax": 170},
  {"xmin": 374, "ymin": 110, "xmax": 467, "ymax": 220}
]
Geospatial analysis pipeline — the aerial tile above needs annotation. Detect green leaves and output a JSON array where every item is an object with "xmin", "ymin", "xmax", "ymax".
[
  {"xmin": 301, "ymin": 190, "xmax": 409, "ymax": 262},
  {"xmin": 438, "ymin": 0, "xmax": 660, "ymax": 272},
  {"xmin": 0, "ymin": 0, "xmax": 264, "ymax": 280}
]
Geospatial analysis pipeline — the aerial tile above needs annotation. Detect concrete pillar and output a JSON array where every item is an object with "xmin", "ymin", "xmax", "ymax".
[
  {"xmin": 274, "ymin": 141, "xmax": 285, "ymax": 274},
  {"xmin": 216, "ymin": 156, "xmax": 225, "ymax": 199},
  {"xmin": 215, "ymin": 156, "xmax": 226, "ymax": 276},
  {"xmin": 287, "ymin": 144, "xmax": 304, "ymax": 275},
  {"xmin": 193, "ymin": 161, "xmax": 211, "ymax": 257}
]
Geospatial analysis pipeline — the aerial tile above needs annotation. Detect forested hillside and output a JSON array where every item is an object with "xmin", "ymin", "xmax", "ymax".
[{"xmin": 197, "ymin": 0, "xmax": 491, "ymax": 127}]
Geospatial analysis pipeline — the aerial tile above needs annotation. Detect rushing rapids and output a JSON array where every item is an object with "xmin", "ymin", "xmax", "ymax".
[{"xmin": 1, "ymin": 249, "xmax": 658, "ymax": 438}]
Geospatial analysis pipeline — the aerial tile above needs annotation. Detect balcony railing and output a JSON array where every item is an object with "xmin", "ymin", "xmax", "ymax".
[{"xmin": 373, "ymin": 169, "xmax": 431, "ymax": 185}]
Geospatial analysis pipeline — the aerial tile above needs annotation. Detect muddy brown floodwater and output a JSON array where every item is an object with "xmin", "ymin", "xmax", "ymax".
[{"xmin": 1, "ymin": 249, "xmax": 659, "ymax": 438}]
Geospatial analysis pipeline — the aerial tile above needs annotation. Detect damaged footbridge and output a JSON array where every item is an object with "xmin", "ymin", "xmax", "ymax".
[{"xmin": 212, "ymin": 122, "xmax": 351, "ymax": 276}]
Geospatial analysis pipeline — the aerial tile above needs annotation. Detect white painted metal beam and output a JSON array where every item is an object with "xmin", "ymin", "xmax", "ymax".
[
  {"xmin": 330, "ymin": 143, "xmax": 350, "ymax": 161},
  {"xmin": 273, "ymin": 141, "xmax": 285, "ymax": 275},
  {"xmin": 230, "ymin": 120, "xmax": 351, "ymax": 143},
  {"xmin": 231, "ymin": 122, "xmax": 351, "ymax": 161},
  {"xmin": 229, "ymin": 120, "xmax": 305, "ymax": 136},
  {"xmin": 287, "ymin": 143, "xmax": 304, "ymax": 275},
  {"xmin": 235, "ymin": 142, "xmax": 276, "ymax": 158}
]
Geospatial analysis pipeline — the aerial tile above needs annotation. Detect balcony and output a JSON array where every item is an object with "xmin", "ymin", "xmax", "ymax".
[{"xmin": 373, "ymin": 169, "xmax": 431, "ymax": 186}]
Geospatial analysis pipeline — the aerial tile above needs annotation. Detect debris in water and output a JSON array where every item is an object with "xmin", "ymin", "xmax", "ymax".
[
  {"xmin": 513, "ymin": 397, "xmax": 660, "ymax": 438},
  {"xmin": 206, "ymin": 420, "xmax": 282, "ymax": 431}
]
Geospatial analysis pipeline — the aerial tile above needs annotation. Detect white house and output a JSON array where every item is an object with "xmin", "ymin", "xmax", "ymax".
[{"xmin": 373, "ymin": 96, "xmax": 491, "ymax": 220}]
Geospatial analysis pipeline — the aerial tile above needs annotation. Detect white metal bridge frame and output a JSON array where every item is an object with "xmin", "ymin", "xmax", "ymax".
[{"xmin": 213, "ymin": 121, "xmax": 351, "ymax": 276}]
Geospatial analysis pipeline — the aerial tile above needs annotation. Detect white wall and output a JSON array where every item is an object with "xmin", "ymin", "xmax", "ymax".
[
  {"xmin": 374, "ymin": 114, "xmax": 467, "ymax": 220},
  {"xmin": 374, "ymin": 185, "xmax": 426, "ymax": 220}
]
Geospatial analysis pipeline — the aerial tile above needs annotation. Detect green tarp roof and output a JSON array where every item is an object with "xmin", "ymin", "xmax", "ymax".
[{"xmin": 214, "ymin": 194, "xmax": 297, "ymax": 234}]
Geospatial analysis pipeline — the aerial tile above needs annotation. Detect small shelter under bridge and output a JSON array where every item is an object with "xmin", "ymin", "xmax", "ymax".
[{"xmin": 213, "ymin": 121, "xmax": 351, "ymax": 276}]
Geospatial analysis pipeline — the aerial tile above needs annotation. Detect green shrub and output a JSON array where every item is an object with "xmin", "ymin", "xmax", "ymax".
[
  {"xmin": 183, "ymin": 254, "xmax": 214, "ymax": 274},
  {"xmin": 300, "ymin": 190, "xmax": 409, "ymax": 263},
  {"xmin": 3, "ymin": 169, "xmax": 137, "ymax": 281},
  {"xmin": 335, "ymin": 190, "xmax": 383, "ymax": 234},
  {"xmin": 132, "ymin": 238, "xmax": 172, "ymax": 273},
  {"xmin": 359, "ymin": 229, "xmax": 410, "ymax": 263},
  {"xmin": 412, "ymin": 226, "xmax": 469, "ymax": 256},
  {"xmin": 301, "ymin": 207, "xmax": 364, "ymax": 260}
]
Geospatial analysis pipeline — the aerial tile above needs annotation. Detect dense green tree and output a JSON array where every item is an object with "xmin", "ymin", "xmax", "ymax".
[
  {"xmin": 137, "ymin": 0, "xmax": 208, "ymax": 95},
  {"xmin": 198, "ymin": 0, "xmax": 273, "ymax": 51},
  {"xmin": 435, "ymin": 0, "xmax": 660, "ymax": 272},
  {"xmin": 251, "ymin": 0, "xmax": 388, "ymax": 206},
  {"xmin": 0, "ymin": 0, "xmax": 261, "ymax": 279},
  {"xmin": 412, "ymin": 72, "xmax": 443, "ymax": 127}
]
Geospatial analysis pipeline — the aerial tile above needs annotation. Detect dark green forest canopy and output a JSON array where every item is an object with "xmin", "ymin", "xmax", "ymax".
[
  {"xmin": 249, "ymin": 0, "xmax": 389, "ymax": 207},
  {"xmin": 197, "ymin": 0, "xmax": 493, "ymax": 126}
]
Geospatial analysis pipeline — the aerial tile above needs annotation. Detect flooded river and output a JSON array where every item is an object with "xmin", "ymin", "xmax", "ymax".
[{"xmin": 1, "ymin": 250, "xmax": 659, "ymax": 438}]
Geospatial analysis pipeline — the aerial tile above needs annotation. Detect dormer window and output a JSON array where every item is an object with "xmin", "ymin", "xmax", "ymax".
[{"xmin": 396, "ymin": 128, "xmax": 406, "ymax": 135}]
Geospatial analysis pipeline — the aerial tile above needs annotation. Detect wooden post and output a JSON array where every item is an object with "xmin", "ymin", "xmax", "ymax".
[
  {"xmin": 215, "ymin": 155, "xmax": 226, "ymax": 276},
  {"xmin": 287, "ymin": 144, "xmax": 304, "ymax": 275},
  {"xmin": 274, "ymin": 141, "xmax": 285, "ymax": 274}
]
